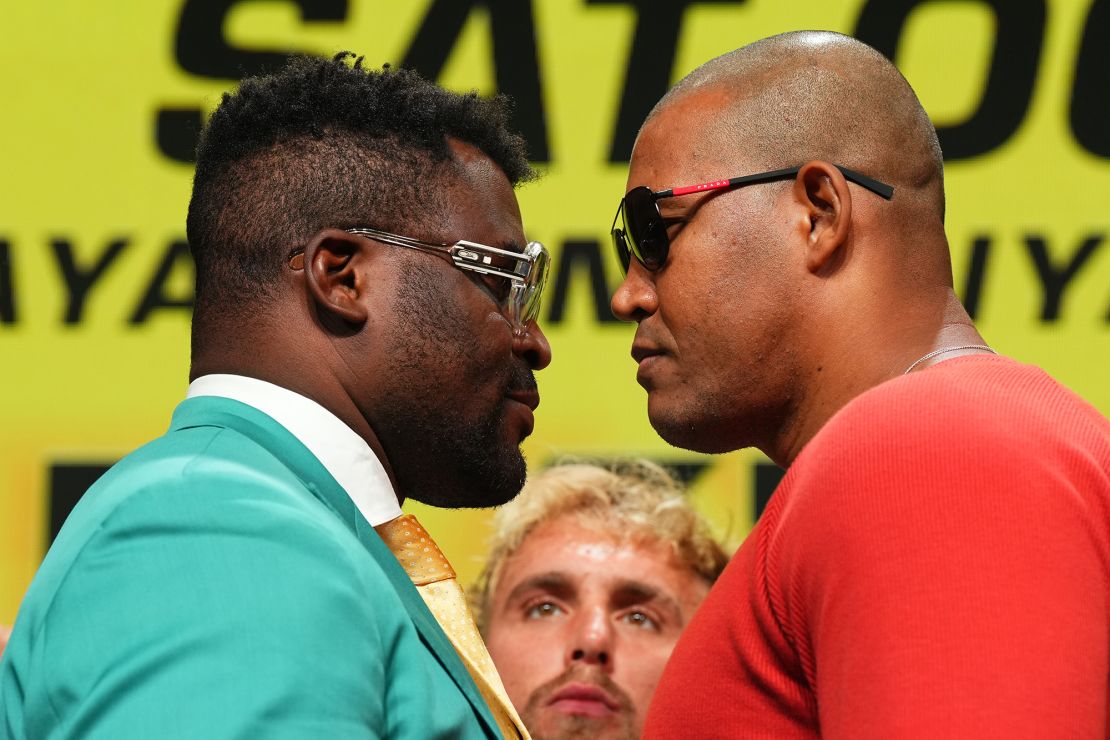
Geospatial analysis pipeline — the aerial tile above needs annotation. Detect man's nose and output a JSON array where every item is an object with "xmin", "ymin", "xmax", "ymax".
[
  {"xmin": 565, "ymin": 607, "xmax": 614, "ymax": 670},
  {"xmin": 513, "ymin": 319, "xmax": 552, "ymax": 370},
  {"xmin": 610, "ymin": 260, "xmax": 658, "ymax": 323}
]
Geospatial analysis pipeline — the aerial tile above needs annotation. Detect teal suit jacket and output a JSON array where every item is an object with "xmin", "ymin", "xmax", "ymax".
[{"xmin": 0, "ymin": 397, "xmax": 501, "ymax": 739}]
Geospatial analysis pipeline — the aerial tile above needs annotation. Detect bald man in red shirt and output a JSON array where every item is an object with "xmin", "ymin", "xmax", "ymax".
[{"xmin": 608, "ymin": 30, "xmax": 1110, "ymax": 739}]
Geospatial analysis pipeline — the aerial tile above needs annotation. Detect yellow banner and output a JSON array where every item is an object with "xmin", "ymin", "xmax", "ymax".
[{"xmin": 3, "ymin": 0, "xmax": 1108, "ymax": 621}]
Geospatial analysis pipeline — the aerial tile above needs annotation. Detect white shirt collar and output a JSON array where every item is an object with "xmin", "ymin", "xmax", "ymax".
[{"xmin": 186, "ymin": 374, "xmax": 403, "ymax": 527}]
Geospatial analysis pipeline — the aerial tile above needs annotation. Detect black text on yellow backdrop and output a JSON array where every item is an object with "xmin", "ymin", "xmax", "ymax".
[
  {"xmin": 156, "ymin": 0, "xmax": 1110, "ymax": 165},
  {"xmin": 0, "ymin": 234, "xmax": 1106, "ymax": 326}
]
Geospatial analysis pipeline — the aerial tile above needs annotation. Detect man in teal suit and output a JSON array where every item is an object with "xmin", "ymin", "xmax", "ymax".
[{"xmin": 1, "ymin": 53, "xmax": 551, "ymax": 738}]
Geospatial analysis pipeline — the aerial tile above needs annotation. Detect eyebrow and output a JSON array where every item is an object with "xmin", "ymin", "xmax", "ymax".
[
  {"xmin": 610, "ymin": 581, "xmax": 683, "ymax": 625},
  {"xmin": 501, "ymin": 571, "xmax": 685, "ymax": 624},
  {"xmin": 504, "ymin": 572, "xmax": 574, "ymax": 606}
]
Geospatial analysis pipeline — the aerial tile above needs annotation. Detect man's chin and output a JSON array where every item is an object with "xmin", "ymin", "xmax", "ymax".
[
  {"xmin": 648, "ymin": 410, "xmax": 726, "ymax": 455},
  {"xmin": 475, "ymin": 445, "xmax": 528, "ymax": 506},
  {"xmin": 406, "ymin": 446, "xmax": 526, "ymax": 508},
  {"xmin": 523, "ymin": 708, "xmax": 636, "ymax": 740},
  {"xmin": 648, "ymin": 395, "xmax": 752, "ymax": 454}
]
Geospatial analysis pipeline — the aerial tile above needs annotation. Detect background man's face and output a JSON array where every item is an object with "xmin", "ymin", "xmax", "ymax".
[
  {"xmin": 366, "ymin": 141, "xmax": 551, "ymax": 508},
  {"xmin": 484, "ymin": 514, "xmax": 710, "ymax": 739}
]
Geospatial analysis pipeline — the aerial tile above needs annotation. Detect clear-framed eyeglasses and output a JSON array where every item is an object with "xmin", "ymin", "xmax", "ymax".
[{"xmin": 290, "ymin": 226, "xmax": 550, "ymax": 333}]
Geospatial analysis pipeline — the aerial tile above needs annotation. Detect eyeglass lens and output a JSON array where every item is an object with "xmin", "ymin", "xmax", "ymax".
[
  {"xmin": 524, "ymin": 247, "xmax": 548, "ymax": 323},
  {"xmin": 505, "ymin": 244, "xmax": 549, "ymax": 328}
]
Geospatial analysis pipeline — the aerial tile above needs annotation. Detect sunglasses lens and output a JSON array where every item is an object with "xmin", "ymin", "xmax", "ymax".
[
  {"xmin": 611, "ymin": 227, "xmax": 632, "ymax": 274},
  {"xmin": 622, "ymin": 187, "xmax": 667, "ymax": 270}
]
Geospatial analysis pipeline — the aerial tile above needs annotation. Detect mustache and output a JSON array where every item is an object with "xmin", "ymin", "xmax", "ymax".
[
  {"xmin": 524, "ymin": 663, "xmax": 635, "ymax": 715},
  {"xmin": 507, "ymin": 363, "xmax": 538, "ymax": 394}
]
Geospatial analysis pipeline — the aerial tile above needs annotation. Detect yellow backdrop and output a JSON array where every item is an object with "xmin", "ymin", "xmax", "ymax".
[{"xmin": 3, "ymin": 0, "xmax": 1108, "ymax": 623}]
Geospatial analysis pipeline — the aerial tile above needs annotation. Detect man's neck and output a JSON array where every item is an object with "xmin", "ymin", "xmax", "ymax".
[
  {"xmin": 770, "ymin": 290, "xmax": 983, "ymax": 467},
  {"xmin": 190, "ymin": 346, "xmax": 404, "ymax": 502}
]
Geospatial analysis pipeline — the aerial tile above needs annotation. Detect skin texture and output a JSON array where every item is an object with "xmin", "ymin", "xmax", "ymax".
[
  {"xmin": 359, "ymin": 142, "xmax": 549, "ymax": 507},
  {"xmin": 191, "ymin": 138, "xmax": 551, "ymax": 508},
  {"xmin": 484, "ymin": 515, "xmax": 710, "ymax": 740},
  {"xmin": 0, "ymin": 625, "xmax": 8, "ymax": 658},
  {"xmin": 610, "ymin": 31, "xmax": 988, "ymax": 467}
]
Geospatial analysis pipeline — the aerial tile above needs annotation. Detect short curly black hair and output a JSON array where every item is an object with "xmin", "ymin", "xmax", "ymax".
[{"xmin": 186, "ymin": 52, "xmax": 534, "ymax": 327}]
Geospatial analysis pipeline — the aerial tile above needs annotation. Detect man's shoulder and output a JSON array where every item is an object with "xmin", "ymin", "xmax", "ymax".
[
  {"xmin": 814, "ymin": 355, "xmax": 1109, "ymax": 457},
  {"xmin": 22, "ymin": 409, "xmax": 398, "ymax": 636},
  {"xmin": 4, "ymin": 413, "xmax": 419, "ymax": 721},
  {"xmin": 755, "ymin": 363, "xmax": 1110, "ymax": 740},
  {"xmin": 770, "ymin": 354, "xmax": 1110, "ymax": 542},
  {"xmin": 121, "ymin": 416, "xmax": 312, "ymax": 499},
  {"xmin": 2, "ymin": 413, "xmax": 485, "ymax": 738},
  {"xmin": 56, "ymin": 418, "xmax": 333, "ymax": 548}
]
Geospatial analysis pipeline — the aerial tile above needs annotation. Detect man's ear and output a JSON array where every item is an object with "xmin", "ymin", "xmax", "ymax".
[
  {"xmin": 301, "ymin": 228, "xmax": 370, "ymax": 324},
  {"xmin": 793, "ymin": 161, "xmax": 852, "ymax": 275}
]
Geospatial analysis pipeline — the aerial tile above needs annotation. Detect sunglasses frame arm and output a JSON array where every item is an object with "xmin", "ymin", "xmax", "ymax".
[{"xmin": 653, "ymin": 165, "xmax": 895, "ymax": 201}]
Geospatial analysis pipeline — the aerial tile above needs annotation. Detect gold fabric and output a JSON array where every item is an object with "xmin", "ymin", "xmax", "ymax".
[{"xmin": 376, "ymin": 515, "xmax": 529, "ymax": 740}]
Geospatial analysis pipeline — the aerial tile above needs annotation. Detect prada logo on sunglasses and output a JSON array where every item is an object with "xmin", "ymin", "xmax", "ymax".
[{"xmin": 671, "ymin": 179, "xmax": 730, "ymax": 196}]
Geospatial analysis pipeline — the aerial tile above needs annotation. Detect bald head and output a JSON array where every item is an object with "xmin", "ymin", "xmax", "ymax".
[
  {"xmin": 653, "ymin": 31, "xmax": 945, "ymax": 222},
  {"xmin": 613, "ymin": 32, "xmax": 980, "ymax": 466}
]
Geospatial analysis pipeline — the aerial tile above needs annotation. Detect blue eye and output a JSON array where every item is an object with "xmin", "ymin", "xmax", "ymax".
[
  {"xmin": 621, "ymin": 611, "xmax": 658, "ymax": 630},
  {"xmin": 525, "ymin": 601, "xmax": 564, "ymax": 619}
]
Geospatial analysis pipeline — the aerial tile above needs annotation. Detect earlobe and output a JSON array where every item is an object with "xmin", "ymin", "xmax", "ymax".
[
  {"xmin": 794, "ymin": 161, "xmax": 852, "ymax": 275},
  {"xmin": 302, "ymin": 228, "xmax": 370, "ymax": 324}
]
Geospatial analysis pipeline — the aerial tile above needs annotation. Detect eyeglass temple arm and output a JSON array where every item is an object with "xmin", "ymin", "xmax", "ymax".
[
  {"xmin": 654, "ymin": 165, "xmax": 895, "ymax": 200},
  {"xmin": 346, "ymin": 227, "xmax": 454, "ymax": 259},
  {"xmin": 348, "ymin": 228, "xmax": 538, "ymax": 282},
  {"xmin": 287, "ymin": 232, "xmax": 442, "ymax": 269}
]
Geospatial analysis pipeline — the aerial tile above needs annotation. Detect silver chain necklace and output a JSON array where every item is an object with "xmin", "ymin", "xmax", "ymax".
[{"xmin": 903, "ymin": 344, "xmax": 996, "ymax": 375}]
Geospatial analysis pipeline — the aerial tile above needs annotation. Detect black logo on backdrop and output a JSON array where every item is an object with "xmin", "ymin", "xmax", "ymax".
[
  {"xmin": 856, "ymin": 0, "xmax": 1045, "ymax": 160},
  {"xmin": 157, "ymin": 0, "xmax": 755, "ymax": 165},
  {"xmin": 157, "ymin": 0, "xmax": 1110, "ymax": 165},
  {"xmin": 2, "ymin": 233, "xmax": 1106, "ymax": 327},
  {"xmin": 4, "ymin": 1, "xmax": 1110, "ymax": 327}
]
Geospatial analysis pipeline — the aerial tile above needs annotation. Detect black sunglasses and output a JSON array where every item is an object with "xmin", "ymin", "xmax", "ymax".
[{"xmin": 610, "ymin": 164, "xmax": 895, "ymax": 273}]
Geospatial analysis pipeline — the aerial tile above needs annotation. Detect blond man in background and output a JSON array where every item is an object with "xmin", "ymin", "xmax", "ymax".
[{"xmin": 472, "ymin": 461, "xmax": 729, "ymax": 740}]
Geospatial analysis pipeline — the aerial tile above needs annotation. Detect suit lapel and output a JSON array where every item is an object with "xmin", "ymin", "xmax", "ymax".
[{"xmin": 170, "ymin": 396, "xmax": 502, "ymax": 738}]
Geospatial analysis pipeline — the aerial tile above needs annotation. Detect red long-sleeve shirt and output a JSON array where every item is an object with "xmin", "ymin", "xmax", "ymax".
[{"xmin": 645, "ymin": 356, "xmax": 1110, "ymax": 739}]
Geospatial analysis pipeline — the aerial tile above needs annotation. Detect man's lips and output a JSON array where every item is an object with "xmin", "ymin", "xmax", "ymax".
[
  {"xmin": 631, "ymin": 344, "xmax": 665, "ymax": 365},
  {"xmin": 547, "ymin": 682, "xmax": 620, "ymax": 717},
  {"xmin": 505, "ymin": 388, "xmax": 539, "ymax": 439},
  {"xmin": 506, "ymin": 387, "xmax": 540, "ymax": 412},
  {"xmin": 631, "ymin": 344, "xmax": 668, "ymax": 387}
]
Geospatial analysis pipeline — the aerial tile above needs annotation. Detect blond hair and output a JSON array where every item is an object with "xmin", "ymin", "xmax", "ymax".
[{"xmin": 471, "ymin": 460, "xmax": 730, "ymax": 630}]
